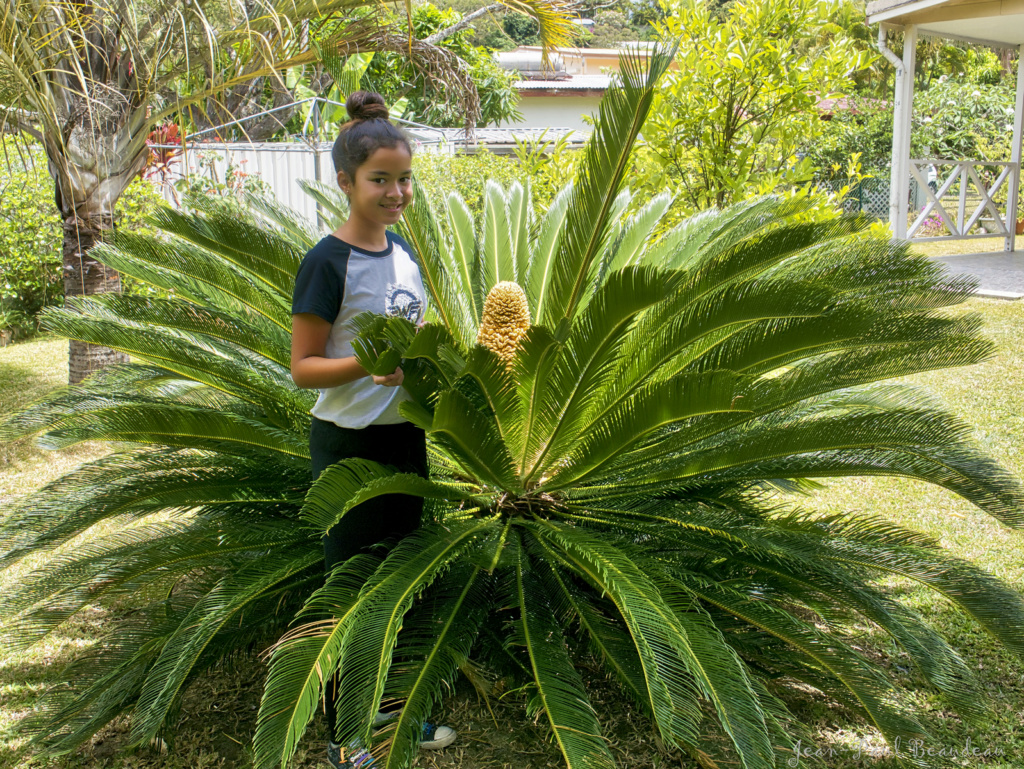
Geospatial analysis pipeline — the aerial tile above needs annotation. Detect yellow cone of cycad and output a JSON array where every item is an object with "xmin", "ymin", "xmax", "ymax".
[{"xmin": 477, "ymin": 281, "xmax": 531, "ymax": 363}]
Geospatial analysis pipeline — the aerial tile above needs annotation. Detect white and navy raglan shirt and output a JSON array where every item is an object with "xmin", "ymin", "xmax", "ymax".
[{"xmin": 291, "ymin": 231, "xmax": 427, "ymax": 429}]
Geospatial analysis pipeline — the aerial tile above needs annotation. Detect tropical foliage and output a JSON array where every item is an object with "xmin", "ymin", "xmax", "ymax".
[
  {"xmin": 642, "ymin": 0, "xmax": 874, "ymax": 212},
  {"xmin": 361, "ymin": 3, "xmax": 523, "ymax": 127},
  {"xmin": 2, "ymin": 48, "xmax": 1024, "ymax": 769},
  {"xmin": 0, "ymin": 141, "xmax": 163, "ymax": 335}
]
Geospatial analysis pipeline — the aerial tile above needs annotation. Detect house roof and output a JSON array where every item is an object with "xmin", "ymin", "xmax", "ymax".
[
  {"xmin": 403, "ymin": 126, "xmax": 589, "ymax": 152},
  {"xmin": 515, "ymin": 44, "xmax": 658, "ymax": 56},
  {"xmin": 515, "ymin": 75, "xmax": 611, "ymax": 94},
  {"xmin": 867, "ymin": 0, "xmax": 1024, "ymax": 46}
]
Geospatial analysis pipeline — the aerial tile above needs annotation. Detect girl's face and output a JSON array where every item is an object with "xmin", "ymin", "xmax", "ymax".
[{"xmin": 338, "ymin": 145, "xmax": 413, "ymax": 230}]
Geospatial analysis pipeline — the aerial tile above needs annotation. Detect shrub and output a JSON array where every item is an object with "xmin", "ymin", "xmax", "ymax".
[
  {"xmin": 413, "ymin": 147, "xmax": 577, "ymax": 216},
  {"xmin": 0, "ymin": 141, "xmax": 164, "ymax": 336}
]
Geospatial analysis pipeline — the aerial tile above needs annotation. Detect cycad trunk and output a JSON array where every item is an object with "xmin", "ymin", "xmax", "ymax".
[
  {"xmin": 47, "ymin": 91, "xmax": 148, "ymax": 384},
  {"xmin": 61, "ymin": 210, "xmax": 129, "ymax": 384}
]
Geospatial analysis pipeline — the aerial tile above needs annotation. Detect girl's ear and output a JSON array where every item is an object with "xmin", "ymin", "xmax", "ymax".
[{"xmin": 337, "ymin": 170, "xmax": 351, "ymax": 196}]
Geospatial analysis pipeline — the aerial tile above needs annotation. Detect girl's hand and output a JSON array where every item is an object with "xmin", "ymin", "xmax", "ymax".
[{"xmin": 372, "ymin": 367, "xmax": 404, "ymax": 387}]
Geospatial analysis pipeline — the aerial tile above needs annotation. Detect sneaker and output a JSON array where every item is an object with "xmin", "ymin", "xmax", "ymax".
[
  {"xmin": 372, "ymin": 710, "xmax": 399, "ymax": 727},
  {"xmin": 327, "ymin": 741, "xmax": 376, "ymax": 768},
  {"xmin": 363, "ymin": 710, "xmax": 456, "ymax": 751},
  {"xmin": 419, "ymin": 721, "xmax": 457, "ymax": 750}
]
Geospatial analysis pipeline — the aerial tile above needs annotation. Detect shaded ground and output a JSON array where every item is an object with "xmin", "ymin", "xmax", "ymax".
[{"xmin": 932, "ymin": 252, "xmax": 1024, "ymax": 296}]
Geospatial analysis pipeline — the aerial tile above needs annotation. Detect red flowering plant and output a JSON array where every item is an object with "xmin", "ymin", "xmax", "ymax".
[{"xmin": 144, "ymin": 123, "xmax": 183, "ymax": 183}]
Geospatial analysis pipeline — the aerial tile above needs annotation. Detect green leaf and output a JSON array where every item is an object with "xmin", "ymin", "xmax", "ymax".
[
  {"xmin": 540, "ymin": 46, "xmax": 675, "ymax": 325},
  {"xmin": 300, "ymin": 458, "xmax": 481, "ymax": 534},
  {"xmin": 512, "ymin": 539, "xmax": 615, "ymax": 769}
]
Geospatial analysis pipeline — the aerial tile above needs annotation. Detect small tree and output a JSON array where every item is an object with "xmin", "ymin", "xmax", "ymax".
[{"xmin": 640, "ymin": 0, "xmax": 872, "ymax": 211}]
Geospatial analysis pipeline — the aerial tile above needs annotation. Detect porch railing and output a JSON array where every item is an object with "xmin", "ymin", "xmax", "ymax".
[{"xmin": 907, "ymin": 159, "xmax": 1019, "ymax": 245}]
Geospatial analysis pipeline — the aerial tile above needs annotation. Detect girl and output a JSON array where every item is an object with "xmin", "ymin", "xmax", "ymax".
[{"xmin": 290, "ymin": 90, "xmax": 455, "ymax": 769}]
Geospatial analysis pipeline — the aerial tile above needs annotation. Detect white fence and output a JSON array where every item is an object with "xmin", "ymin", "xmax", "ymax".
[
  {"xmin": 907, "ymin": 158, "xmax": 1020, "ymax": 245},
  {"xmin": 153, "ymin": 127, "xmax": 585, "ymax": 223},
  {"xmin": 159, "ymin": 141, "xmax": 343, "ymax": 223}
]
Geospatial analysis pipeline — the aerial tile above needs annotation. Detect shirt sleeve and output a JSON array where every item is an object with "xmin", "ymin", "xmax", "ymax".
[{"xmin": 292, "ymin": 249, "xmax": 344, "ymax": 323}]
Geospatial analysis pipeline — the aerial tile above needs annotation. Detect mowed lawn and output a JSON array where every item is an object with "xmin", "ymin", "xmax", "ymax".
[{"xmin": 1, "ymin": 297, "xmax": 1023, "ymax": 769}]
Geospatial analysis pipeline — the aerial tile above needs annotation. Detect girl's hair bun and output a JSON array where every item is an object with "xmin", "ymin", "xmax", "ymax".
[{"xmin": 346, "ymin": 91, "xmax": 390, "ymax": 121}]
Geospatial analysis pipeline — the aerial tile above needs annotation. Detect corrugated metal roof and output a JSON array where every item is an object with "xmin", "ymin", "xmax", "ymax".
[
  {"xmin": 515, "ymin": 75, "xmax": 611, "ymax": 91},
  {"xmin": 404, "ymin": 127, "xmax": 588, "ymax": 145}
]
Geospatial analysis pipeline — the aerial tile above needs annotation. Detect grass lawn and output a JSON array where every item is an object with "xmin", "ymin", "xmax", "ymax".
[
  {"xmin": 2, "ymin": 305, "xmax": 1023, "ymax": 769},
  {"xmin": 912, "ymin": 238, "xmax": 1007, "ymax": 258}
]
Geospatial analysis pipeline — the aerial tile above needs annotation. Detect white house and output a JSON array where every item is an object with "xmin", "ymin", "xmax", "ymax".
[{"xmin": 494, "ymin": 45, "xmax": 677, "ymax": 133}]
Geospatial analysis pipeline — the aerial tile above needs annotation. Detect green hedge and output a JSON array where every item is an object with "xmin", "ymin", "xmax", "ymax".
[{"xmin": 0, "ymin": 142, "xmax": 164, "ymax": 337}]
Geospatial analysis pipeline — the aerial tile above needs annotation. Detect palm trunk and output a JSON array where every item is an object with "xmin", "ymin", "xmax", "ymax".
[{"xmin": 62, "ymin": 211, "xmax": 129, "ymax": 384}]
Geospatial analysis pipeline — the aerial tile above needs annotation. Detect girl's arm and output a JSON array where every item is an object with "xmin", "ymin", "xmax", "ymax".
[{"xmin": 291, "ymin": 313, "xmax": 402, "ymax": 389}]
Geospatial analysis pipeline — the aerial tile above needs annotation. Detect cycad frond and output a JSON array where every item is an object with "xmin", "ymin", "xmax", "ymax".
[
  {"xmin": 674, "ymin": 577, "xmax": 933, "ymax": 747},
  {"xmin": 253, "ymin": 554, "xmax": 384, "ymax": 769},
  {"xmin": 540, "ymin": 46, "xmax": 675, "ymax": 325},
  {"xmin": 528, "ymin": 521, "xmax": 705, "ymax": 749},
  {"xmin": 129, "ymin": 546, "xmax": 322, "ymax": 745},
  {"xmin": 145, "ymin": 206, "xmax": 304, "ymax": 298},
  {"xmin": 512, "ymin": 542, "xmax": 615, "ymax": 769},
  {"xmin": 399, "ymin": 177, "xmax": 476, "ymax": 348},
  {"xmin": 444, "ymin": 192, "xmax": 483, "ymax": 325},
  {"xmin": 379, "ymin": 564, "xmax": 491, "ymax": 769},
  {"xmin": 297, "ymin": 179, "xmax": 350, "ymax": 230},
  {"xmin": 330, "ymin": 521, "xmax": 498, "ymax": 748},
  {"xmin": 92, "ymin": 232, "xmax": 291, "ymax": 330},
  {"xmin": 480, "ymin": 180, "xmax": 519, "ymax": 291},
  {"xmin": 521, "ymin": 266, "xmax": 682, "ymax": 480},
  {"xmin": 300, "ymin": 458, "xmax": 482, "ymax": 534},
  {"xmin": 526, "ymin": 183, "xmax": 572, "ymax": 318}
]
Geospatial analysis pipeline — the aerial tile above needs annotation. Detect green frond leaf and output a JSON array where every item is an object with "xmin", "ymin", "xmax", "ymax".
[
  {"xmin": 512, "ymin": 541, "xmax": 615, "ymax": 769},
  {"xmin": 540, "ymin": 46, "xmax": 675, "ymax": 325},
  {"xmin": 300, "ymin": 458, "xmax": 481, "ymax": 534}
]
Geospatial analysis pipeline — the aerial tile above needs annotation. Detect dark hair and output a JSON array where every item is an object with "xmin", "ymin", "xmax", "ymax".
[{"xmin": 331, "ymin": 91, "xmax": 412, "ymax": 182}]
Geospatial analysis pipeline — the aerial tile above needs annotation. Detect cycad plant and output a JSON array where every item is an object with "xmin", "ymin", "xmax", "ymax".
[{"xmin": 2, "ymin": 48, "xmax": 1023, "ymax": 769}]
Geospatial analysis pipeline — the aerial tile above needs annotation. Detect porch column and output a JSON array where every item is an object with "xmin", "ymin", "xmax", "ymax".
[
  {"xmin": 889, "ymin": 25, "xmax": 917, "ymax": 239},
  {"xmin": 1006, "ymin": 45, "xmax": 1024, "ymax": 252}
]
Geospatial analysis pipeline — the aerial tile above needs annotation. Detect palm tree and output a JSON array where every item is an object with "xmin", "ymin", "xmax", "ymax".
[
  {"xmin": 0, "ymin": 0, "xmax": 572, "ymax": 383},
  {"xmin": 2, "ymin": 48, "xmax": 1023, "ymax": 769}
]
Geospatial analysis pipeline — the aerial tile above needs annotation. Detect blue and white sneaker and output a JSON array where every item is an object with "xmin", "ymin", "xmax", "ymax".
[
  {"xmin": 372, "ymin": 710, "xmax": 399, "ymax": 727},
  {"xmin": 374, "ymin": 710, "xmax": 456, "ymax": 750},
  {"xmin": 419, "ymin": 721, "xmax": 457, "ymax": 750},
  {"xmin": 326, "ymin": 741, "xmax": 375, "ymax": 768}
]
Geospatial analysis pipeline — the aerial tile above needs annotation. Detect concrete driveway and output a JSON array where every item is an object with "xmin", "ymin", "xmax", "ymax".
[{"xmin": 931, "ymin": 251, "xmax": 1024, "ymax": 299}]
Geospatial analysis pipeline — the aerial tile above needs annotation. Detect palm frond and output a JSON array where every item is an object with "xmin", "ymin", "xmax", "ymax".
[
  {"xmin": 399, "ymin": 177, "xmax": 476, "ymax": 348},
  {"xmin": 512, "ymin": 540, "xmax": 615, "ymax": 768},
  {"xmin": 297, "ymin": 179, "xmax": 350, "ymax": 230},
  {"xmin": 480, "ymin": 180, "xmax": 518, "ymax": 291},
  {"xmin": 379, "ymin": 564, "xmax": 490, "ymax": 768},
  {"xmin": 253, "ymin": 553, "xmax": 384, "ymax": 769},
  {"xmin": 526, "ymin": 183, "xmax": 572, "ymax": 319},
  {"xmin": 539, "ymin": 46, "xmax": 675, "ymax": 325},
  {"xmin": 443, "ymin": 192, "xmax": 482, "ymax": 326},
  {"xmin": 329, "ymin": 521, "xmax": 498, "ymax": 748},
  {"xmin": 528, "ymin": 520, "xmax": 705, "ymax": 749},
  {"xmin": 129, "ymin": 546, "xmax": 321, "ymax": 745},
  {"xmin": 300, "ymin": 458, "xmax": 483, "ymax": 534}
]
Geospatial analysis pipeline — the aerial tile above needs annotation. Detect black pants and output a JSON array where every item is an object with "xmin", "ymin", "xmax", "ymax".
[{"xmin": 310, "ymin": 416, "xmax": 427, "ymax": 738}]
